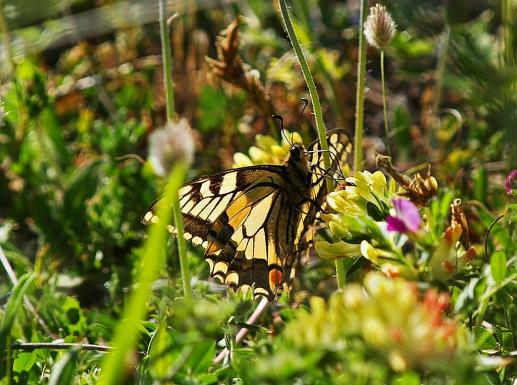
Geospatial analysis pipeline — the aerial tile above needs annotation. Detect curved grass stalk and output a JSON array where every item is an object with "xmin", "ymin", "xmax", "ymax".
[{"xmin": 277, "ymin": 0, "xmax": 346, "ymax": 289}]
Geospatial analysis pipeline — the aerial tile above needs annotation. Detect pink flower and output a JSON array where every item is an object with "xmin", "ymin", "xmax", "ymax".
[
  {"xmin": 505, "ymin": 169, "xmax": 517, "ymax": 195},
  {"xmin": 386, "ymin": 198, "xmax": 421, "ymax": 233}
]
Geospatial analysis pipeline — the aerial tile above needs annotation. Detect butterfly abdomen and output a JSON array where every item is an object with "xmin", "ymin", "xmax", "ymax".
[{"xmin": 283, "ymin": 144, "xmax": 312, "ymax": 206}]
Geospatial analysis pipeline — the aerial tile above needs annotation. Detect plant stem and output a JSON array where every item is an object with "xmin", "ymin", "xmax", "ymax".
[
  {"xmin": 98, "ymin": 163, "xmax": 182, "ymax": 385},
  {"xmin": 159, "ymin": 0, "xmax": 176, "ymax": 121},
  {"xmin": 503, "ymin": 0, "xmax": 514, "ymax": 68},
  {"xmin": 431, "ymin": 26, "xmax": 450, "ymax": 121},
  {"xmin": 380, "ymin": 50, "xmax": 391, "ymax": 157},
  {"xmin": 277, "ymin": 0, "xmax": 331, "ymax": 190},
  {"xmin": 213, "ymin": 296, "xmax": 269, "ymax": 364},
  {"xmin": 354, "ymin": 0, "xmax": 368, "ymax": 171},
  {"xmin": 159, "ymin": 0, "xmax": 192, "ymax": 300},
  {"xmin": 277, "ymin": 0, "xmax": 346, "ymax": 289},
  {"xmin": 11, "ymin": 342, "xmax": 113, "ymax": 352},
  {"xmin": 171, "ymin": 161, "xmax": 193, "ymax": 301}
]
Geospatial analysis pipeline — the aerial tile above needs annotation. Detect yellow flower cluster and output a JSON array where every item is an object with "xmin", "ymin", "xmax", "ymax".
[
  {"xmin": 342, "ymin": 272, "xmax": 463, "ymax": 372},
  {"xmin": 232, "ymin": 130, "xmax": 303, "ymax": 167},
  {"xmin": 316, "ymin": 170, "xmax": 395, "ymax": 259},
  {"xmin": 327, "ymin": 170, "xmax": 391, "ymax": 217},
  {"xmin": 283, "ymin": 273, "xmax": 464, "ymax": 372}
]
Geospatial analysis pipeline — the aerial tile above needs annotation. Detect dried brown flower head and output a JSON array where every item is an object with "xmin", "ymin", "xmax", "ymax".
[
  {"xmin": 450, "ymin": 198, "xmax": 470, "ymax": 249},
  {"xmin": 206, "ymin": 17, "xmax": 273, "ymax": 118},
  {"xmin": 377, "ymin": 155, "xmax": 438, "ymax": 206}
]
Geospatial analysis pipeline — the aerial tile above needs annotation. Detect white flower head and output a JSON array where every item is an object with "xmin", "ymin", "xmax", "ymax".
[
  {"xmin": 148, "ymin": 118, "xmax": 195, "ymax": 177},
  {"xmin": 364, "ymin": 4, "xmax": 397, "ymax": 50}
]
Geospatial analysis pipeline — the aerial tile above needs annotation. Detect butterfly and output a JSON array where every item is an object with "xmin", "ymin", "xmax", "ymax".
[{"xmin": 142, "ymin": 129, "xmax": 352, "ymax": 300}]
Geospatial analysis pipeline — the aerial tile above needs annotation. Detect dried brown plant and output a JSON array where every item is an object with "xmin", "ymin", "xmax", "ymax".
[
  {"xmin": 206, "ymin": 17, "xmax": 273, "ymax": 120},
  {"xmin": 377, "ymin": 155, "xmax": 438, "ymax": 206}
]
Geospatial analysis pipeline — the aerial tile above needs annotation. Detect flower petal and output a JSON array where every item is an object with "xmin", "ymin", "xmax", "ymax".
[
  {"xmin": 393, "ymin": 198, "xmax": 421, "ymax": 233},
  {"xmin": 386, "ymin": 215, "xmax": 408, "ymax": 233},
  {"xmin": 505, "ymin": 169, "xmax": 517, "ymax": 195}
]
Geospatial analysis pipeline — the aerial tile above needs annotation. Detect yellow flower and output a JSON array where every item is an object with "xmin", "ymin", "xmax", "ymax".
[
  {"xmin": 346, "ymin": 170, "xmax": 389, "ymax": 206},
  {"xmin": 360, "ymin": 240, "xmax": 393, "ymax": 264},
  {"xmin": 232, "ymin": 130, "xmax": 303, "ymax": 167},
  {"xmin": 314, "ymin": 238, "xmax": 361, "ymax": 259}
]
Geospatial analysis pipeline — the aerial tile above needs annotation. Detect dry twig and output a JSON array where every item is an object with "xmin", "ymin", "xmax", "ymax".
[{"xmin": 206, "ymin": 18, "xmax": 274, "ymax": 121}]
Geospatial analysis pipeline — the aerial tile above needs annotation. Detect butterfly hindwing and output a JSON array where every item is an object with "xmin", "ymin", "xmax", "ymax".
[
  {"xmin": 204, "ymin": 170, "xmax": 300, "ymax": 299},
  {"xmin": 143, "ymin": 129, "xmax": 351, "ymax": 300}
]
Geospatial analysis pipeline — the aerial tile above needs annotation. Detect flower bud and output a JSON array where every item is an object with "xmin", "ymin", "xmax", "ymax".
[
  {"xmin": 364, "ymin": 4, "xmax": 397, "ymax": 50},
  {"xmin": 148, "ymin": 118, "xmax": 195, "ymax": 177}
]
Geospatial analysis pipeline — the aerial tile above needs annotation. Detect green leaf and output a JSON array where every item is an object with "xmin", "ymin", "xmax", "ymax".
[
  {"xmin": 391, "ymin": 371, "xmax": 421, "ymax": 385},
  {"xmin": 48, "ymin": 349, "xmax": 79, "ymax": 385},
  {"xmin": 366, "ymin": 201, "xmax": 386, "ymax": 221},
  {"xmin": 13, "ymin": 351, "xmax": 37, "ymax": 373},
  {"xmin": 0, "ymin": 273, "xmax": 35, "ymax": 355},
  {"xmin": 490, "ymin": 251, "xmax": 507, "ymax": 284},
  {"xmin": 473, "ymin": 167, "xmax": 487, "ymax": 203},
  {"xmin": 186, "ymin": 340, "xmax": 215, "ymax": 374}
]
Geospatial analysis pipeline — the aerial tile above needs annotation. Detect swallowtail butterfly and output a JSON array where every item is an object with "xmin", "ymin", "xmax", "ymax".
[{"xmin": 143, "ymin": 130, "xmax": 352, "ymax": 300}]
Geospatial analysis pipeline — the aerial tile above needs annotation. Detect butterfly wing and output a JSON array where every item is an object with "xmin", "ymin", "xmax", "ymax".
[
  {"xmin": 143, "ymin": 163, "xmax": 301, "ymax": 299},
  {"xmin": 142, "ymin": 165, "xmax": 285, "ymax": 242},
  {"xmin": 203, "ymin": 174, "xmax": 298, "ymax": 299}
]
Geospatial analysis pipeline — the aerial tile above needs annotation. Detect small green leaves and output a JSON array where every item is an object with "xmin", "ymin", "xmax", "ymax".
[
  {"xmin": 490, "ymin": 251, "xmax": 507, "ymax": 284},
  {"xmin": 13, "ymin": 351, "xmax": 37, "ymax": 373},
  {"xmin": 0, "ymin": 273, "xmax": 35, "ymax": 353}
]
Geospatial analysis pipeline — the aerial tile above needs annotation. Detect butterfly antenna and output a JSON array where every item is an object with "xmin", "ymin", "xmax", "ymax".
[
  {"xmin": 272, "ymin": 114, "xmax": 293, "ymax": 147},
  {"xmin": 293, "ymin": 98, "xmax": 309, "ymax": 144}
]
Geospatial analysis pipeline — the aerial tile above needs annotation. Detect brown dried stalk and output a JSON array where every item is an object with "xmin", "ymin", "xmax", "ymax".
[
  {"xmin": 206, "ymin": 17, "xmax": 273, "ymax": 121},
  {"xmin": 377, "ymin": 155, "xmax": 438, "ymax": 206}
]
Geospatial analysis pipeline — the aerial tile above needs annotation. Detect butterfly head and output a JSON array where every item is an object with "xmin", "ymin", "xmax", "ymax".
[{"xmin": 289, "ymin": 143, "xmax": 306, "ymax": 162}]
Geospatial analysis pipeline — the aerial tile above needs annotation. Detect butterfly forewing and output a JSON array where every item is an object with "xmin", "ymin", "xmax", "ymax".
[{"xmin": 142, "ymin": 129, "xmax": 351, "ymax": 300}]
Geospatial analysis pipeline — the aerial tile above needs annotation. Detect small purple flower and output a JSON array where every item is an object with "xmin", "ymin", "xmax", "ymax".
[
  {"xmin": 386, "ymin": 198, "xmax": 421, "ymax": 233},
  {"xmin": 505, "ymin": 170, "xmax": 517, "ymax": 196}
]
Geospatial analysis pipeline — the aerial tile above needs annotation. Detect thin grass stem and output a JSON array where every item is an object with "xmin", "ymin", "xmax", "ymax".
[
  {"xmin": 277, "ymin": 0, "xmax": 346, "ymax": 289},
  {"xmin": 159, "ymin": 0, "xmax": 192, "ymax": 300},
  {"xmin": 160, "ymin": 0, "xmax": 176, "ymax": 121},
  {"xmin": 171, "ymin": 162, "xmax": 192, "ymax": 301},
  {"xmin": 354, "ymin": 0, "xmax": 368, "ymax": 171},
  {"xmin": 380, "ymin": 50, "xmax": 391, "ymax": 157}
]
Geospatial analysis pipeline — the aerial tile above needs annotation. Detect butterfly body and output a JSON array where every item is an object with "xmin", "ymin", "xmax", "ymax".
[{"xmin": 143, "ymin": 130, "xmax": 352, "ymax": 300}]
